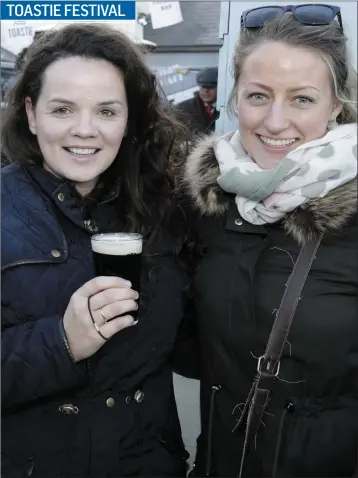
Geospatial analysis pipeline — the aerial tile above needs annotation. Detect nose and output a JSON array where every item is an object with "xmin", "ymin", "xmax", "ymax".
[
  {"xmin": 263, "ymin": 102, "xmax": 290, "ymax": 134},
  {"xmin": 71, "ymin": 112, "xmax": 98, "ymax": 138}
]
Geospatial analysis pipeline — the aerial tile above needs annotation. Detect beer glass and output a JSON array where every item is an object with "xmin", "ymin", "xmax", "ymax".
[{"xmin": 91, "ymin": 233, "xmax": 143, "ymax": 319}]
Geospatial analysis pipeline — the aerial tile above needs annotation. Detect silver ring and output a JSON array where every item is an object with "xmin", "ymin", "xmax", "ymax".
[
  {"xmin": 100, "ymin": 308, "xmax": 109, "ymax": 323},
  {"xmin": 88, "ymin": 296, "xmax": 108, "ymax": 341}
]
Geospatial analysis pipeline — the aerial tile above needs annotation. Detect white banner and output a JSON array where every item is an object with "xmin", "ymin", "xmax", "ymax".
[
  {"xmin": 1, "ymin": 21, "xmax": 36, "ymax": 55},
  {"xmin": 149, "ymin": 1, "xmax": 183, "ymax": 30}
]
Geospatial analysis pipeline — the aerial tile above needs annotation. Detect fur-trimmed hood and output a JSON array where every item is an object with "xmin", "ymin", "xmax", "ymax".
[{"xmin": 184, "ymin": 134, "xmax": 357, "ymax": 245}]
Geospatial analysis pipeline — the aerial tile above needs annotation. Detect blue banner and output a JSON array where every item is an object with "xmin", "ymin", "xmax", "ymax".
[{"xmin": 0, "ymin": 1, "xmax": 136, "ymax": 20}]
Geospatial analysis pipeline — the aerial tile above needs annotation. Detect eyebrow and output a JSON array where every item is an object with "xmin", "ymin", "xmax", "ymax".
[
  {"xmin": 247, "ymin": 82, "xmax": 320, "ymax": 93},
  {"xmin": 48, "ymin": 98, "xmax": 125, "ymax": 106}
]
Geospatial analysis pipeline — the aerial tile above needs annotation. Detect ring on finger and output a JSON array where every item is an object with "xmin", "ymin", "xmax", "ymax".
[
  {"xmin": 100, "ymin": 308, "xmax": 110, "ymax": 323},
  {"xmin": 88, "ymin": 296, "xmax": 108, "ymax": 341},
  {"xmin": 93, "ymin": 321, "xmax": 108, "ymax": 341}
]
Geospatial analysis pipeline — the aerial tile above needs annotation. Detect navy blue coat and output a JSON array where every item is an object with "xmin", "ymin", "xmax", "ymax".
[{"xmin": 2, "ymin": 163, "xmax": 189, "ymax": 477}]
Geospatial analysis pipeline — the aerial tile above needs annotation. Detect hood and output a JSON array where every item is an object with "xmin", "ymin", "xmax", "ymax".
[{"xmin": 184, "ymin": 133, "xmax": 357, "ymax": 245}]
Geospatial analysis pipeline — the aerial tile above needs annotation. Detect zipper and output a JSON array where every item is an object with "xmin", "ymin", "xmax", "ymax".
[
  {"xmin": 86, "ymin": 359, "xmax": 92, "ymax": 378},
  {"xmin": 86, "ymin": 358, "xmax": 93, "ymax": 398},
  {"xmin": 205, "ymin": 384, "xmax": 221, "ymax": 476},
  {"xmin": 272, "ymin": 403, "xmax": 292, "ymax": 477},
  {"xmin": 26, "ymin": 457, "xmax": 34, "ymax": 476},
  {"xmin": 250, "ymin": 237, "xmax": 270, "ymax": 334}
]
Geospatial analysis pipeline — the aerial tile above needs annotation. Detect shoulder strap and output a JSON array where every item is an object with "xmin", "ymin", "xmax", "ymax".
[
  {"xmin": 262, "ymin": 231, "xmax": 324, "ymax": 370},
  {"xmin": 233, "ymin": 231, "xmax": 324, "ymax": 477}
]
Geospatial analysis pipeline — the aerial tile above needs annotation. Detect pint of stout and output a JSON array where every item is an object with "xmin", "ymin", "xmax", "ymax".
[{"xmin": 91, "ymin": 233, "xmax": 143, "ymax": 319}]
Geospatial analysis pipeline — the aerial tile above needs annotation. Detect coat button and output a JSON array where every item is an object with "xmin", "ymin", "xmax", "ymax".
[
  {"xmin": 59, "ymin": 403, "xmax": 79, "ymax": 414},
  {"xmin": 106, "ymin": 397, "xmax": 115, "ymax": 408},
  {"xmin": 57, "ymin": 193, "xmax": 65, "ymax": 201},
  {"xmin": 51, "ymin": 249, "xmax": 61, "ymax": 258},
  {"xmin": 234, "ymin": 218, "xmax": 243, "ymax": 226},
  {"xmin": 134, "ymin": 390, "xmax": 144, "ymax": 403}
]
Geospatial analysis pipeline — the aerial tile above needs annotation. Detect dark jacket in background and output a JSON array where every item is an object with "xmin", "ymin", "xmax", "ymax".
[
  {"xmin": 176, "ymin": 93, "xmax": 219, "ymax": 137},
  {"xmin": 178, "ymin": 134, "xmax": 358, "ymax": 477},
  {"xmin": 2, "ymin": 163, "xmax": 190, "ymax": 478}
]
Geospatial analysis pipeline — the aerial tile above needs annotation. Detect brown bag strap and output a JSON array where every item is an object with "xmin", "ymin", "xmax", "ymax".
[{"xmin": 234, "ymin": 231, "xmax": 324, "ymax": 478}]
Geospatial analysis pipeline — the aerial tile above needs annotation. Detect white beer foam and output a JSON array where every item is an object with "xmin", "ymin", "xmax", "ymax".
[{"xmin": 91, "ymin": 233, "xmax": 142, "ymax": 256}]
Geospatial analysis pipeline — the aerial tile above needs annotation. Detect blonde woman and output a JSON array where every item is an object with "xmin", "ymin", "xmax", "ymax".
[{"xmin": 181, "ymin": 5, "xmax": 357, "ymax": 477}]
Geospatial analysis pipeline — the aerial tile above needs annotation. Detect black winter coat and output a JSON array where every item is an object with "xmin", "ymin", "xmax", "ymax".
[
  {"xmin": 1, "ymin": 164, "xmax": 189, "ymax": 478},
  {"xmin": 180, "ymin": 135, "xmax": 358, "ymax": 477},
  {"xmin": 176, "ymin": 93, "xmax": 219, "ymax": 137}
]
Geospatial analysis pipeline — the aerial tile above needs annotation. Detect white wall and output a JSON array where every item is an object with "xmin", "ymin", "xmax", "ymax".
[{"xmin": 217, "ymin": 1, "xmax": 358, "ymax": 133}]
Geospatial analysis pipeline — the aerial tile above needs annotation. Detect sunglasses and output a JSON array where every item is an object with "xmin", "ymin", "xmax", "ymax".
[{"xmin": 241, "ymin": 4, "xmax": 343, "ymax": 32}]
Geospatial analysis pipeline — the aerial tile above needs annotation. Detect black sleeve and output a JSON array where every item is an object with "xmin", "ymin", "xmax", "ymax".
[
  {"xmin": 2, "ymin": 313, "xmax": 88, "ymax": 411},
  {"xmin": 171, "ymin": 294, "xmax": 200, "ymax": 379},
  {"xmin": 170, "ymin": 199, "xmax": 201, "ymax": 379}
]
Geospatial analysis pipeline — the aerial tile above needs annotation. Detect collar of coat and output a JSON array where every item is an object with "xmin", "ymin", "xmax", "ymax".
[{"xmin": 184, "ymin": 133, "xmax": 357, "ymax": 245}]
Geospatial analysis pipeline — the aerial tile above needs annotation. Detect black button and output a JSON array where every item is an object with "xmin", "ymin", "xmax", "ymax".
[{"xmin": 286, "ymin": 401, "xmax": 295, "ymax": 413}]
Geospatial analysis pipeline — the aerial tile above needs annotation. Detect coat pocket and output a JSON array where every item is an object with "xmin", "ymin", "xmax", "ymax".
[{"xmin": 277, "ymin": 400, "xmax": 358, "ymax": 477}]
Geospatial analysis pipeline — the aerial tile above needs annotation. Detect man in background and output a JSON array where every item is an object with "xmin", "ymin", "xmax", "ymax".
[{"xmin": 176, "ymin": 67, "xmax": 219, "ymax": 136}]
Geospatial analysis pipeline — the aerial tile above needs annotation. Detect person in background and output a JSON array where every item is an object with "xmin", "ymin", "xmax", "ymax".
[
  {"xmin": 179, "ymin": 5, "xmax": 357, "ymax": 477},
  {"xmin": 176, "ymin": 67, "xmax": 219, "ymax": 137},
  {"xmin": 1, "ymin": 23, "xmax": 191, "ymax": 477}
]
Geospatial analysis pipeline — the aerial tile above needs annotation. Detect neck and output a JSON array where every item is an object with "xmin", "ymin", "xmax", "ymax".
[
  {"xmin": 43, "ymin": 163, "xmax": 97, "ymax": 197},
  {"xmin": 75, "ymin": 180, "xmax": 97, "ymax": 197}
]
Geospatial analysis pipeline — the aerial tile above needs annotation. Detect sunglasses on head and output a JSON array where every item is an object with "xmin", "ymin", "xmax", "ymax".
[{"xmin": 241, "ymin": 4, "xmax": 343, "ymax": 32}]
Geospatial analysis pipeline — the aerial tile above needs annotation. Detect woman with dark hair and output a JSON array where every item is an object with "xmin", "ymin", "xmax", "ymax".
[
  {"xmin": 179, "ymin": 5, "xmax": 357, "ymax": 477},
  {"xmin": 15, "ymin": 47, "xmax": 28, "ymax": 72},
  {"xmin": 1, "ymin": 23, "xmax": 190, "ymax": 477}
]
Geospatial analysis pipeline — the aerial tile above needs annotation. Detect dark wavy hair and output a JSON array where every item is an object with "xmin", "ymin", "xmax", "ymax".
[
  {"xmin": 15, "ymin": 47, "xmax": 28, "ymax": 72},
  {"xmin": 2, "ymin": 23, "xmax": 189, "ymax": 242}
]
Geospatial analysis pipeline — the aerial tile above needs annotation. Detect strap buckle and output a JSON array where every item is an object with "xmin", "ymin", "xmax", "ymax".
[{"xmin": 257, "ymin": 355, "xmax": 280, "ymax": 377}]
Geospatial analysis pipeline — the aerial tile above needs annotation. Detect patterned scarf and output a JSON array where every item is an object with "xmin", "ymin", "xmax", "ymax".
[{"xmin": 214, "ymin": 124, "xmax": 357, "ymax": 225}]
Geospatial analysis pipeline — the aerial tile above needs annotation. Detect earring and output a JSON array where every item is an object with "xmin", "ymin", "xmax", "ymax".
[{"xmin": 328, "ymin": 116, "xmax": 337, "ymax": 127}]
